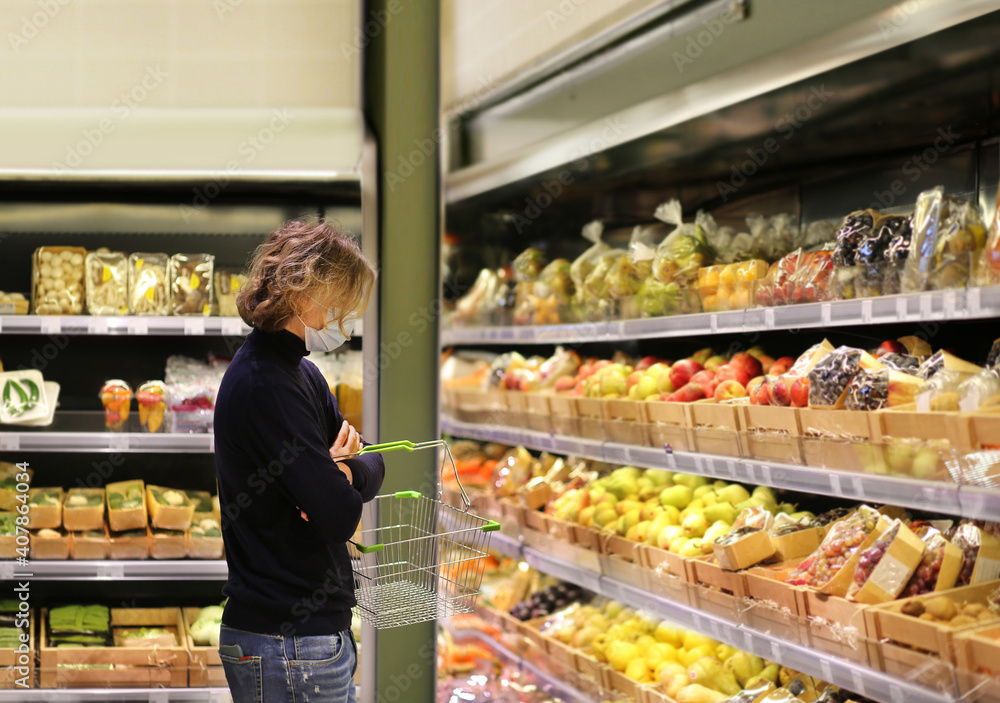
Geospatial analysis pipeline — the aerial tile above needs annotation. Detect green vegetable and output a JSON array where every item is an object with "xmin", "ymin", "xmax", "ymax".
[
  {"xmin": 0, "ymin": 513, "xmax": 16, "ymax": 536},
  {"xmin": 189, "ymin": 602, "xmax": 225, "ymax": 646},
  {"xmin": 29, "ymin": 490, "xmax": 60, "ymax": 507},
  {"xmin": 121, "ymin": 627, "xmax": 169, "ymax": 639},
  {"xmin": 48, "ymin": 605, "xmax": 110, "ymax": 636},
  {"xmin": 108, "ymin": 491, "xmax": 141, "ymax": 511},
  {"xmin": 0, "ymin": 627, "xmax": 23, "ymax": 648}
]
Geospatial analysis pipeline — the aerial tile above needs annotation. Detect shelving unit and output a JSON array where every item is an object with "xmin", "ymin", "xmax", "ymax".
[
  {"xmin": 0, "ymin": 316, "xmax": 362, "ymax": 338},
  {"xmin": 4, "ymin": 561, "xmax": 227, "ymax": 581},
  {"xmin": 442, "ymin": 287, "xmax": 1000, "ymax": 346},
  {"xmin": 0, "ymin": 430, "xmax": 215, "ymax": 454},
  {"xmin": 0, "ymin": 687, "xmax": 233, "ymax": 702},
  {"xmin": 442, "ymin": 415, "xmax": 999, "ymax": 521}
]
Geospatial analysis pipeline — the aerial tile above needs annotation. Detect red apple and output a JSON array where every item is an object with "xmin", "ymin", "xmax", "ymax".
[
  {"xmin": 657, "ymin": 392, "xmax": 673, "ymax": 402},
  {"xmin": 771, "ymin": 376, "xmax": 791, "ymax": 407},
  {"xmin": 746, "ymin": 376, "xmax": 765, "ymax": 405},
  {"xmin": 715, "ymin": 364, "xmax": 750, "ymax": 388},
  {"xmin": 714, "ymin": 380, "xmax": 748, "ymax": 402},
  {"xmin": 627, "ymin": 371, "xmax": 644, "ymax": 389},
  {"xmin": 672, "ymin": 382, "xmax": 706, "ymax": 403},
  {"xmin": 876, "ymin": 340, "xmax": 906, "ymax": 357},
  {"xmin": 769, "ymin": 356, "xmax": 795, "ymax": 376},
  {"xmin": 669, "ymin": 359, "xmax": 704, "ymax": 390},
  {"xmin": 730, "ymin": 352, "xmax": 763, "ymax": 379},
  {"xmin": 636, "ymin": 356, "xmax": 663, "ymax": 372},
  {"xmin": 790, "ymin": 376, "xmax": 810, "ymax": 407},
  {"xmin": 554, "ymin": 376, "xmax": 576, "ymax": 393}
]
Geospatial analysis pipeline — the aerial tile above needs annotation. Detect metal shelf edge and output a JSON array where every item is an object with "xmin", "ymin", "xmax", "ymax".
[{"xmin": 1, "ymin": 560, "xmax": 228, "ymax": 581}]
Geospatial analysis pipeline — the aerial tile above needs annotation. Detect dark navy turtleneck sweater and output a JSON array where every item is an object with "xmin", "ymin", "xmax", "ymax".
[{"xmin": 214, "ymin": 328, "xmax": 384, "ymax": 637}]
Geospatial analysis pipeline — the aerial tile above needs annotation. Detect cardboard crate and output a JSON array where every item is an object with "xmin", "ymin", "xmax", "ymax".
[
  {"xmin": 182, "ymin": 607, "xmax": 226, "ymax": 688},
  {"xmin": 955, "ymin": 624, "xmax": 1000, "ymax": 675},
  {"xmin": 742, "ymin": 405, "xmax": 802, "ymax": 435},
  {"xmin": 866, "ymin": 580, "xmax": 1000, "ymax": 664},
  {"xmin": 105, "ymin": 480, "xmax": 146, "ymax": 532},
  {"xmin": 642, "ymin": 686, "xmax": 675, "ymax": 703},
  {"xmin": 867, "ymin": 639, "xmax": 958, "ymax": 694},
  {"xmin": 769, "ymin": 525, "xmax": 826, "ymax": 564},
  {"xmin": 548, "ymin": 394, "xmax": 580, "ymax": 437},
  {"xmin": 645, "ymin": 401, "xmax": 695, "ymax": 452},
  {"xmin": 694, "ymin": 427, "xmax": 743, "ymax": 458},
  {"xmin": 690, "ymin": 399, "xmax": 743, "ymax": 431},
  {"xmin": 524, "ymin": 393, "xmax": 553, "ymax": 434},
  {"xmin": 30, "ymin": 531, "xmax": 70, "ymax": 560},
  {"xmin": 0, "ymin": 612, "xmax": 34, "ymax": 689},
  {"xmin": 714, "ymin": 529, "xmax": 774, "ymax": 571},
  {"xmin": 600, "ymin": 553, "xmax": 648, "ymax": 590},
  {"xmin": 575, "ymin": 397, "xmax": 607, "ymax": 441},
  {"xmin": 39, "ymin": 607, "xmax": 188, "ymax": 688}
]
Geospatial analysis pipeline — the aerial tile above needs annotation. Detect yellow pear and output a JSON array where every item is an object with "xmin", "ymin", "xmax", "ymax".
[
  {"xmin": 658, "ymin": 525, "xmax": 685, "ymax": 549},
  {"xmin": 727, "ymin": 651, "xmax": 765, "ymax": 685},
  {"xmin": 689, "ymin": 656, "xmax": 741, "ymax": 696},
  {"xmin": 625, "ymin": 658, "xmax": 653, "ymax": 683},
  {"xmin": 571, "ymin": 626, "xmax": 601, "ymax": 650},
  {"xmin": 677, "ymin": 684, "xmax": 728, "ymax": 703},
  {"xmin": 669, "ymin": 535, "xmax": 689, "ymax": 554},
  {"xmin": 590, "ymin": 633, "xmax": 611, "ymax": 661},
  {"xmin": 657, "ymin": 660, "xmax": 687, "ymax": 683},
  {"xmin": 716, "ymin": 644, "xmax": 736, "ymax": 662},
  {"xmin": 758, "ymin": 663, "xmax": 780, "ymax": 684},
  {"xmin": 607, "ymin": 641, "xmax": 639, "ymax": 672},
  {"xmin": 603, "ymin": 600, "xmax": 625, "ymax": 619},
  {"xmin": 654, "ymin": 621, "xmax": 684, "ymax": 647},
  {"xmin": 634, "ymin": 634, "xmax": 657, "ymax": 656},
  {"xmin": 646, "ymin": 642, "xmax": 678, "ymax": 668},
  {"xmin": 678, "ymin": 538, "xmax": 704, "ymax": 557},
  {"xmin": 683, "ymin": 632, "xmax": 720, "ymax": 651},
  {"xmin": 579, "ymin": 505, "xmax": 596, "ymax": 527},
  {"xmin": 703, "ymin": 520, "xmax": 732, "ymax": 545},
  {"xmin": 665, "ymin": 672, "xmax": 690, "ymax": 699}
]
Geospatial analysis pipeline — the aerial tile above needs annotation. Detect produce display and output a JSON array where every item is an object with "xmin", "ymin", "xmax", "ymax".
[
  {"xmin": 898, "ymin": 593, "xmax": 1000, "ymax": 626},
  {"xmin": 136, "ymin": 381, "xmax": 167, "ymax": 433},
  {"xmin": 215, "ymin": 270, "xmax": 247, "ymax": 317},
  {"xmin": 47, "ymin": 605, "xmax": 112, "ymax": 647},
  {"xmin": 99, "ymin": 379, "xmax": 132, "ymax": 431},
  {"xmin": 508, "ymin": 581, "xmax": 591, "ymax": 621},
  {"xmin": 168, "ymin": 254, "xmax": 214, "ymax": 316},
  {"xmin": 0, "ymin": 291, "xmax": 28, "ymax": 314},
  {"xmin": 187, "ymin": 602, "xmax": 224, "ymax": 647},
  {"xmin": 32, "ymin": 247, "xmax": 86, "ymax": 315}
]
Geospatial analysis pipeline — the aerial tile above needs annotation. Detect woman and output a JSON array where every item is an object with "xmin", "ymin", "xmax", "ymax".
[{"xmin": 214, "ymin": 219, "xmax": 383, "ymax": 703}]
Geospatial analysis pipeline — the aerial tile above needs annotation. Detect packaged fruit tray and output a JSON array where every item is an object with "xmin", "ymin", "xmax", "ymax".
[{"xmin": 864, "ymin": 579, "xmax": 1000, "ymax": 663}]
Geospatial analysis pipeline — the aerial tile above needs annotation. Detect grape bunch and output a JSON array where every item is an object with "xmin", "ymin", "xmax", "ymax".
[
  {"xmin": 903, "ymin": 537, "xmax": 948, "ymax": 597},
  {"xmin": 797, "ymin": 514, "xmax": 878, "ymax": 587},
  {"xmin": 846, "ymin": 368, "xmax": 889, "ymax": 411},
  {"xmin": 509, "ymin": 582, "xmax": 589, "ymax": 621},
  {"xmin": 808, "ymin": 347, "xmax": 863, "ymax": 406},
  {"xmin": 950, "ymin": 524, "xmax": 981, "ymax": 587},
  {"xmin": 851, "ymin": 524, "xmax": 899, "ymax": 593}
]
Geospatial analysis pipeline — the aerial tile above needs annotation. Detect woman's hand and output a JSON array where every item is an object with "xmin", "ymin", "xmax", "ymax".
[
  {"xmin": 330, "ymin": 420, "xmax": 359, "ymax": 485},
  {"xmin": 330, "ymin": 420, "xmax": 361, "ymax": 458}
]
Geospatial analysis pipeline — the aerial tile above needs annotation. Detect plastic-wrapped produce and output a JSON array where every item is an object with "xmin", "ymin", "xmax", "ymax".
[
  {"xmin": 569, "ymin": 221, "xmax": 608, "ymax": 301},
  {"xmin": 958, "ymin": 369, "xmax": 1000, "ymax": 410},
  {"xmin": 755, "ymin": 248, "xmax": 803, "ymax": 307},
  {"xmin": 169, "ymin": 254, "xmax": 215, "ymax": 316},
  {"xmin": 214, "ymin": 270, "xmax": 247, "ymax": 318},
  {"xmin": 790, "ymin": 249, "xmax": 836, "ymax": 304},
  {"xmin": 651, "ymin": 200, "xmax": 714, "ymax": 292},
  {"xmin": 917, "ymin": 367, "xmax": 975, "ymax": 412},
  {"xmin": 978, "ymin": 182, "xmax": 1000, "ymax": 285},
  {"xmin": 136, "ymin": 381, "xmax": 167, "ymax": 433},
  {"xmin": 128, "ymin": 253, "xmax": 170, "ymax": 315},
  {"xmin": 949, "ymin": 522, "xmax": 1000, "ymax": 586},
  {"xmin": 875, "ymin": 215, "xmax": 914, "ymax": 294},
  {"xmin": 848, "ymin": 519, "xmax": 924, "ymax": 604},
  {"xmin": 85, "ymin": 251, "xmax": 129, "ymax": 315},
  {"xmin": 100, "ymin": 379, "xmax": 132, "ymax": 431},
  {"xmin": 904, "ymin": 187, "xmax": 987, "ymax": 292},
  {"xmin": 787, "ymin": 506, "xmax": 883, "ymax": 589},
  {"xmin": 807, "ymin": 346, "xmax": 878, "ymax": 407},
  {"xmin": 878, "ymin": 353, "xmax": 921, "ymax": 375},
  {"xmin": 747, "ymin": 213, "xmax": 797, "ymax": 261},
  {"xmin": 833, "ymin": 210, "xmax": 878, "ymax": 268},
  {"xmin": 902, "ymin": 526, "xmax": 963, "ymax": 597},
  {"xmin": 33, "ymin": 246, "xmax": 87, "ymax": 315},
  {"xmin": 605, "ymin": 225, "xmax": 658, "ymax": 301},
  {"xmin": 512, "ymin": 248, "xmax": 547, "ymax": 325},
  {"xmin": 845, "ymin": 368, "xmax": 889, "ymax": 411},
  {"xmin": 534, "ymin": 259, "xmax": 574, "ymax": 306}
]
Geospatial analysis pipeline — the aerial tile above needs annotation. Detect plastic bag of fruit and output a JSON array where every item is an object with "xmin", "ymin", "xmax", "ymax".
[
  {"xmin": 747, "ymin": 213, "xmax": 797, "ymax": 262},
  {"xmin": 789, "ymin": 248, "xmax": 836, "ymax": 304},
  {"xmin": 570, "ymin": 221, "xmax": 610, "ymax": 302},
  {"xmin": 606, "ymin": 225, "xmax": 660, "ymax": 319},
  {"xmin": 977, "ymin": 182, "xmax": 1000, "ymax": 285},
  {"xmin": 871, "ymin": 214, "xmax": 914, "ymax": 295},
  {"xmin": 808, "ymin": 346, "xmax": 882, "ymax": 407},
  {"xmin": 511, "ymin": 248, "xmax": 547, "ymax": 325},
  {"xmin": 958, "ymin": 368, "xmax": 1000, "ymax": 410},
  {"xmin": 651, "ymin": 200, "xmax": 714, "ymax": 289},
  {"xmin": 901, "ymin": 524, "xmax": 963, "ymax": 597},
  {"xmin": 787, "ymin": 505, "xmax": 883, "ymax": 589},
  {"xmin": 917, "ymin": 368, "xmax": 974, "ymax": 412},
  {"xmin": 950, "ymin": 522, "xmax": 1000, "ymax": 586},
  {"xmin": 904, "ymin": 187, "xmax": 987, "ymax": 292},
  {"xmin": 754, "ymin": 248, "xmax": 802, "ymax": 307},
  {"xmin": 830, "ymin": 210, "xmax": 880, "ymax": 299},
  {"xmin": 847, "ymin": 519, "xmax": 924, "ymax": 603}
]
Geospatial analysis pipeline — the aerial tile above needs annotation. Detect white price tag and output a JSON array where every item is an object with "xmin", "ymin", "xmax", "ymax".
[
  {"xmin": 130, "ymin": 318, "xmax": 149, "ymax": 335},
  {"xmin": 759, "ymin": 464, "xmax": 772, "ymax": 485},
  {"xmin": 693, "ymin": 455, "xmax": 705, "ymax": 474},
  {"xmin": 96, "ymin": 563, "xmax": 125, "ymax": 579},
  {"xmin": 896, "ymin": 295, "xmax": 908, "ymax": 320},
  {"xmin": 764, "ymin": 308, "xmax": 775, "ymax": 329},
  {"xmin": 742, "ymin": 631, "xmax": 754, "ymax": 649},
  {"xmin": 820, "ymin": 659, "xmax": 832, "ymax": 681},
  {"xmin": 861, "ymin": 299, "xmax": 872, "ymax": 323},
  {"xmin": 710, "ymin": 314, "xmax": 718, "ymax": 333},
  {"xmin": 666, "ymin": 451, "xmax": 678, "ymax": 470},
  {"xmin": 87, "ymin": 317, "xmax": 109, "ymax": 335},
  {"xmin": 890, "ymin": 685, "xmax": 904, "ymax": 703},
  {"xmin": 40, "ymin": 317, "xmax": 61, "ymax": 335},
  {"xmin": 943, "ymin": 290, "xmax": 957, "ymax": 318},
  {"xmin": 184, "ymin": 318, "xmax": 206, "ymax": 336},
  {"xmin": 108, "ymin": 434, "xmax": 130, "ymax": 452},
  {"xmin": 770, "ymin": 641, "xmax": 781, "ymax": 660},
  {"xmin": 725, "ymin": 461, "xmax": 737, "ymax": 479},
  {"xmin": 968, "ymin": 287, "xmax": 981, "ymax": 315},
  {"xmin": 920, "ymin": 293, "xmax": 933, "ymax": 318},
  {"xmin": 0, "ymin": 434, "xmax": 19, "ymax": 452},
  {"xmin": 821, "ymin": 303, "xmax": 831, "ymax": 325},
  {"xmin": 830, "ymin": 474, "xmax": 842, "ymax": 496},
  {"xmin": 222, "ymin": 318, "xmax": 244, "ymax": 336},
  {"xmin": 851, "ymin": 476, "xmax": 865, "ymax": 497},
  {"xmin": 850, "ymin": 669, "xmax": 866, "ymax": 696},
  {"xmin": 149, "ymin": 690, "xmax": 169, "ymax": 703}
]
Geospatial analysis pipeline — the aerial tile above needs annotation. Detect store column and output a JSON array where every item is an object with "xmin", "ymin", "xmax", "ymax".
[{"xmin": 363, "ymin": 1, "xmax": 440, "ymax": 701}]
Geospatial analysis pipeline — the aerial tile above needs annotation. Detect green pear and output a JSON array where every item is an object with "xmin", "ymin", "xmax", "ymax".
[
  {"xmin": 751, "ymin": 486, "xmax": 776, "ymax": 504},
  {"xmin": 790, "ymin": 511, "xmax": 814, "ymax": 521},
  {"xmin": 778, "ymin": 502, "xmax": 797, "ymax": 515},
  {"xmin": 703, "ymin": 501, "xmax": 737, "ymax": 526},
  {"xmin": 673, "ymin": 473, "xmax": 709, "ymax": 490},
  {"xmin": 726, "ymin": 651, "xmax": 764, "ymax": 686},
  {"xmin": 678, "ymin": 538, "xmax": 705, "ymax": 558},
  {"xmin": 645, "ymin": 469, "xmax": 672, "ymax": 487},
  {"xmin": 693, "ymin": 484, "xmax": 716, "ymax": 499},
  {"xmin": 594, "ymin": 507, "xmax": 618, "ymax": 527},
  {"xmin": 703, "ymin": 520, "xmax": 731, "ymax": 544},
  {"xmin": 659, "ymin": 485, "xmax": 692, "ymax": 510},
  {"xmin": 657, "ymin": 525, "xmax": 685, "ymax": 549},
  {"xmin": 715, "ymin": 484, "xmax": 751, "ymax": 505}
]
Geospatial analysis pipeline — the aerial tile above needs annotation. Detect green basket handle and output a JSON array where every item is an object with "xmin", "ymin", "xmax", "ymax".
[{"xmin": 356, "ymin": 440, "xmax": 415, "ymax": 455}]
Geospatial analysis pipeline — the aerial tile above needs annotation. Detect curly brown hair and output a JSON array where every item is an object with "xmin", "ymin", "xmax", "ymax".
[{"xmin": 237, "ymin": 220, "xmax": 376, "ymax": 333}]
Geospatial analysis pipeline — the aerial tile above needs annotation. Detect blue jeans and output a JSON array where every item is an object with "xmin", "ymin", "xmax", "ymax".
[{"xmin": 219, "ymin": 624, "xmax": 357, "ymax": 703}]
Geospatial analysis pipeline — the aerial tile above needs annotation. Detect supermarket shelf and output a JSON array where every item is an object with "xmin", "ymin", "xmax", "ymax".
[
  {"xmin": 1, "ymin": 560, "xmax": 227, "ymax": 581},
  {"xmin": 0, "ymin": 316, "xmax": 363, "ymax": 338},
  {"xmin": 441, "ymin": 415, "xmax": 1000, "ymax": 520},
  {"xmin": 450, "ymin": 626, "xmax": 596, "ymax": 703},
  {"xmin": 441, "ymin": 287, "xmax": 1000, "ymax": 346},
  {"xmin": 521, "ymin": 546, "xmax": 954, "ymax": 703},
  {"xmin": 488, "ymin": 530, "xmax": 523, "ymax": 560},
  {"xmin": 0, "ymin": 687, "xmax": 232, "ymax": 702},
  {"xmin": 0, "ymin": 431, "xmax": 214, "ymax": 454}
]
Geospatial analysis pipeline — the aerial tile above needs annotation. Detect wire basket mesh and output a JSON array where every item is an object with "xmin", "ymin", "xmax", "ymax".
[{"xmin": 344, "ymin": 440, "xmax": 499, "ymax": 629}]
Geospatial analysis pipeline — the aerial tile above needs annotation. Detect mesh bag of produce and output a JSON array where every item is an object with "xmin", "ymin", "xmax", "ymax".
[
  {"xmin": 512, "ymin": 247, "xmax": 547, "ymax": 325},
  {"xmin": 950, "ymin": 522, "xmax": 1000, "ymax": 586}
]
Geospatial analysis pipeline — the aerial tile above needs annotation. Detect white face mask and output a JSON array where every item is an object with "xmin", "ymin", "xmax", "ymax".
[{"xmin": 298, "ymin": 308, "xmax": 356, "ymax": 352}]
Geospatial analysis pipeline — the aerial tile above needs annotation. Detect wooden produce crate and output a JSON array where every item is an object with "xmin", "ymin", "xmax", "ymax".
[
  {"xmin": 26, "ymin": 487, "xmax": 62, "ymax": 529},
  {"xmin": 62, "ymin": 488, "xmax": 105, "ymax": 532},
  {"xmin": 952, "ymin": 409, "xmax": 1000, "ymax": 486},
  {"xmin": 744, "ymin": 562, "xmax": 804, "ymax": 614},
  {"xmin": 690, "ymin": 555, "xmax": 746, "ymax": 597},
  {"xmin": 799, "ymin": 408, "xmax": 879, "ymax": 472},
  {"xmin": 39, "ymin": 607, "xmax": 188, "ymax": 688},
  {"xmin": 866, "ymin": 580, "xmax": 1000, "ymax": 664},
  {"xmin": 742, "ymin": 431, "xmax": 803, "ymax": 464},
  {"xmin": 690, "ymin": 399, "xmax": 743, "ymax": 431},
  {"xmin": 182, "ymin": 608, "xmax": 226, "ymax": 688},
  {"xmin": 542, "ymin": 514, "xmax": 576, "ymax": 543},
  {"xmin": 573, "ymin": 649, "xmax": 607, "ymax": 686},
  {"xmin": 714, "ymin": 529, "xmax": 775, "ymax": 571},
  {"xmin": 0, "ymin": 612, "xmax": 34, "ymax": 689},
  {"xmin": 693, "ymin": 581, "xmax": 741, "ymax": 621},
  {"xmin": 150, "ymin": 530, "xmax": 187, "ymax": 560},
  {"xmin": 742, "ymin": 405, "xmax": 802, "ymax": 435},
  {"xmin": 516, "ymin": 616, "xmax": 548, "ymax": 651},
  {"xmin": 572, "ymin": 523, "xmax": 605, "ymax": 553},
  {"xmin": 30, "ymin": 530, "xmax": 70, "ymax": 560},
  {"xmin": 644, "ymin": 401, "xmax": 696, "ymax": 452},
  {"xmin": 109, "ymin": 526, "xmax": 150, "ymax": 560},
  {"xmin": 742, "ymin": 563, "xmax": 808, "ymax": 644},
  {"xmin": 769, "ymin": 525, "xmax": 827, "ymax": 564},
  {"xmin": 797, "ymin": 589, "xmax": 872, "ymax": 665},
  {"xmin": 70, "ymin": 525, "xmax": 109, "ymax": 560},
  {"xmin": 639, "ymin": 544, "xmax": 694, "ymax": 582},
  {"xmin": 544, "ymin": 636, "xmax": 577, "ymax": 668},
  {"xmin": 955, "ymin": 623, "xmax": 1000, "ymax": 676},
  {"xmin": 575, "ymin": 397, "xmax": 607, "ymax": 441},
  {"xmin": 452, "ymin": 388, "xmax": 509, "ymax": 425},
  {"xmin": 604, "ymin": 399, "xmax": 648, "ymax": 446},
  {"xmin": 866, "ymin": 639, "xmax": 958, "ymax": 695},
  {"xmin": 506, "ymin": 391, "xmax": 529, "ymax": 429},
  {"xmin": 499, "ymin": 497, "xmax": 526, "ymax": 528},
  {"xmin": 548, "ymin": 394, "xmax": 580, "ymax": 437},
  {"xmin": 523, "ymin": 508, "xmax": 547, "ymax": 534},
  {"xmin": 524, "ymin": 393, "xmax": 553, "ymax": 434},
  {"xmin": 606, "ymin": 668, "xmax": 640, "ymax": 701},
  {"xmin": 600, "ymin": 533, "xmax": 643, "ymax": 564}
]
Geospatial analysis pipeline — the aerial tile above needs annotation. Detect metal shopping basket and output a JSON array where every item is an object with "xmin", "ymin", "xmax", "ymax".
[{"xmin": 341, "ymin": 439, "xmax": 500, "ymax": 629}]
